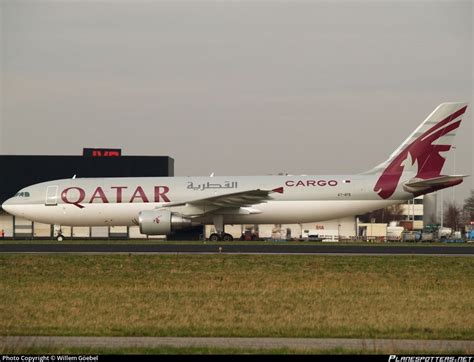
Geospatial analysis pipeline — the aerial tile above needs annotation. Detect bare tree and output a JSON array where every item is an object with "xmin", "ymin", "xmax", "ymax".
[
  {"xmin": 463, "ymin": 190, "xmax": 474, "ymax": 223},
  {"xmin": 385, "ymin": 203, "xmax": 404, "ymax": 222},
  {"xmin": 444, "ymin": 201, "xmax": 462, "ymax": 231},
  {"xmin": 361, "ymin": 203, "xmax": 404, "ymax": 224}
]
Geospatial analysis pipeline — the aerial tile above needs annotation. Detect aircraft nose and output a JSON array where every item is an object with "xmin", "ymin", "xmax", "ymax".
[{"xmin": 2, "ymin": 197, "xmax": 16, "ymax": 215}]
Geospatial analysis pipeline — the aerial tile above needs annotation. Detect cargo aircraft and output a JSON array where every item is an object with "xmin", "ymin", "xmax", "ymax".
[{"xmin": 2, "ymin": 102, "xmax": 468, "ymax": 241}]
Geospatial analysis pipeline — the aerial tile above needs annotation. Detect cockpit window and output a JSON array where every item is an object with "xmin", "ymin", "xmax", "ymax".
[{"xmin": 14, "ymin": 191, "xmax": 30, "ymax": 197}]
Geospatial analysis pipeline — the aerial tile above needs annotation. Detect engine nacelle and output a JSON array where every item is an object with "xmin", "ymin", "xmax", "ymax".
[{"xmin": 138, "ymin": 210, "xmax": 192, "ymax": 235}]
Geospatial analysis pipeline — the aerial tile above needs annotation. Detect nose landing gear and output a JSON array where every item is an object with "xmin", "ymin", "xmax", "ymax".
[{"xmin": 54, "ymin": 225, "xmax": 64, "ymax": 242}]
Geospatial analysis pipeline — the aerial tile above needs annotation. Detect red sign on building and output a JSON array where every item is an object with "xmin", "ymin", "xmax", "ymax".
[{"xmin": 83, "ymin": 148, "xmax": 122, "ymax": 157}]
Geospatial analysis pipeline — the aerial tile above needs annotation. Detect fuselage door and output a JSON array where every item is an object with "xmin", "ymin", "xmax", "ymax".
[{"xmin": 45, "ymin": 185, "xmax": 59, "ymax": 206}]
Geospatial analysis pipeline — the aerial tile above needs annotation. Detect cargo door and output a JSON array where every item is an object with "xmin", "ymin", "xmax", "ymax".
[{"xmin": 45, "ymin": 185, "xmax": 59, "ymax": 206}]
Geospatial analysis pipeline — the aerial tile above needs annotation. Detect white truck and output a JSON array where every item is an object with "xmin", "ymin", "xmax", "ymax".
[
  {"xmin": 386, "ymin": 226, "xmax": 404, "ymax": 241},
  {"xmin": 438, "ymin": 227, "xmax": 452, "ymax": 240},
  {"xmin": 302, "ymin": 229, "xmax": 339, "ymax": 242}
]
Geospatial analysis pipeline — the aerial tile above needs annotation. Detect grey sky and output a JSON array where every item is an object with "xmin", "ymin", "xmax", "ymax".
[{"xmin": 1, "ymin": 0, "xmax": 473, "ymax": 203}]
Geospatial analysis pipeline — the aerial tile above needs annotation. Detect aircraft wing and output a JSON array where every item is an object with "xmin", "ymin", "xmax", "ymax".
[{"xmin": 158, "ymin": 187, "xmax": 284, "ymax": 216}]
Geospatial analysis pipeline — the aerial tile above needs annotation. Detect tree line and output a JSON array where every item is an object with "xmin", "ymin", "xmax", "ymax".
[{"xmin": 359, "ymin": 189, "xmax": 474, "ymax": 231}]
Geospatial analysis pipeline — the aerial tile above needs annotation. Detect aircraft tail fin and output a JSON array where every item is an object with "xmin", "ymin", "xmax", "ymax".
[{"xmin": 366, "ymin": 102, "xmax": 468, "ymax": 199}]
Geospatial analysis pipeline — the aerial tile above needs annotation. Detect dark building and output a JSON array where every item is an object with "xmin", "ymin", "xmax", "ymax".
[
  {"xmin": 0, "ymin": 153, "xmax": 174, "ymax": 205},
  {"xmin": 0, "ymin": 150, "xmax": 188, "ymax": 240}
]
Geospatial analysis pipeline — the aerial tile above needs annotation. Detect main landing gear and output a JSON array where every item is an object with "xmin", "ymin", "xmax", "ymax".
[
  {"xmin": 209, "ymin": 233, "xmax": 234, "ymax": 242},
  {"xmin": 209, "ymin": 215, "xmax": 234, "ymax": 241}
]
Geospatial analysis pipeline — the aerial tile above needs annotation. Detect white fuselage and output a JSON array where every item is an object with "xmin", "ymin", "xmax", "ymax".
[{"xmin": 2, "ymin": 175, "xmax": 411, "ymax": 226}]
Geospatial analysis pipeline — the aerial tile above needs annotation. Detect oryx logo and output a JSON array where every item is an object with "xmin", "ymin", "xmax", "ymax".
[
  {"xmin": 374, "ymin": 105, "xmax": 467, "ymax": 199},
  {"xmin": 153, "ymin": 216, "xmax": 161, "ymax": 224}
]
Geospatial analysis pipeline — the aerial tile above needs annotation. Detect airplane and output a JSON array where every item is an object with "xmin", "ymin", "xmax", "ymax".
[{"xmin": 1, "ymin": 102, "xmax": 469, "ymax": 241}]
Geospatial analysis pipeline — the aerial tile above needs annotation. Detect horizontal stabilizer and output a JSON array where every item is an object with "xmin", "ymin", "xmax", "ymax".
[{"xmin": 403, "ymin": 175, "xmax": 467, "ymax": 194}]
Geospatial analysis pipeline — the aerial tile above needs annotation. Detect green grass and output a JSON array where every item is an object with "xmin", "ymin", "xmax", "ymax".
[{"xmin": 0, "ymin": 254, "xmax": 473, "ymax": 340}]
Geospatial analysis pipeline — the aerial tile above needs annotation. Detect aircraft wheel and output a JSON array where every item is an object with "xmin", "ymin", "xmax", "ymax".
[
  {"xmin": 209, "ymin": 233, "xmax": 220, "ymax": 242},
  {"xmin": 223, "ymin": 233, "xmax": 233, "ymax": 241},
  {"xmin": 57, "ymin": 235, "xmax": 64, "ymax": 242}
]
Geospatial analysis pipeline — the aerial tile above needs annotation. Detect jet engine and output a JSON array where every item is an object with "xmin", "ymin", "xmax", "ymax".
[{"xmin": 138, "ymin": 210, "xmax": 192, "ymax": 235}]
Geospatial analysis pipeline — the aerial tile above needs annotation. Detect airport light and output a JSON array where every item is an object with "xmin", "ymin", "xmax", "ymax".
[{"xmin": 452, "ymin": 146, "xmax": 456, "ymax": 203}]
